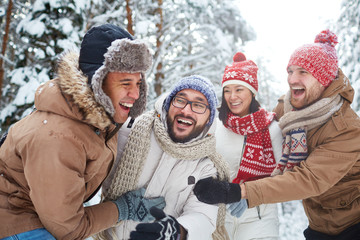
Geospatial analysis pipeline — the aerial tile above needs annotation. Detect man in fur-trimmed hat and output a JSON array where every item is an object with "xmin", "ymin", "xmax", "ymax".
[
  {"xmin": 0, "ymin": 24, "xmax": 165, "ymax": 239},
  {"xmin": 98, "ymin": 75, "xmax": 230, "ymax": 240}
]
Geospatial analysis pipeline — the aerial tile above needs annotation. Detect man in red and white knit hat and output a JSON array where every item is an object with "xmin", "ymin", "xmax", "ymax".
[{"xmin": 194, "ymin": 30, "xmax": 360, "ymax": 240}]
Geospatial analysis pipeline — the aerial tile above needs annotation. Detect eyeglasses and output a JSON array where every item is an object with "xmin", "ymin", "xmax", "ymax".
[{"xmin": 171, "ymin": 96, "xmax": 209, "ymax": 114}]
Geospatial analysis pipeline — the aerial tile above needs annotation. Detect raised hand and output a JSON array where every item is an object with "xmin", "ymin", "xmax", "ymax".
[{"xmin": 193, "ymin": 177, "xmax": 241, "ymax": 204}]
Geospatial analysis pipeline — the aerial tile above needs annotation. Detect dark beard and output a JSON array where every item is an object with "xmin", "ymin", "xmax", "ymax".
[{"xmin": 166, "ymin": 114, "xmax": 206, "ymax": 143}]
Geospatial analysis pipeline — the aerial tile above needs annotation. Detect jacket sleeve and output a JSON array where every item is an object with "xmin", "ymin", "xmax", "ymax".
[
  {"xmin": 176, "ymin": 159, "xmax": 219, "ymax": 240},
  {"xmin": 246, "ymin": 120, "xmax": 360, "ymax": 208},
  {"xmin": 24, "ymin": 132, "xmax": 118, "ymax": 239}
]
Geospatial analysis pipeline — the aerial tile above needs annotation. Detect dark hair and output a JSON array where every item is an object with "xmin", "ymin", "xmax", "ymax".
[{"xmin": 218, "ymin": 90, "xmax": 261, "ymax": 125}]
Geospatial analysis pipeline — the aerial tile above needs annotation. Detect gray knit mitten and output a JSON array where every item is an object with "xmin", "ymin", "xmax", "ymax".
[{"xmin": 113, "ymin": 188, "xmax": 165, "ymax": 223}]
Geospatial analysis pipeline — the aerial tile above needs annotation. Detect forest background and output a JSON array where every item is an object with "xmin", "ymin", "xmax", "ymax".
[{"xmin": 1, "ymin": 0, "xmax": 359, "ymax": 239}]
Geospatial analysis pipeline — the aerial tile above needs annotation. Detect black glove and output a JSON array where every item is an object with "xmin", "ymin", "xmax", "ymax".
[
  {"xmin": 130, "ymin": 207, "xmax": 180, "ymax": 240},
  {"xmin": 193, "ymin": 177, "xmax": 241, "ymax": 204}
]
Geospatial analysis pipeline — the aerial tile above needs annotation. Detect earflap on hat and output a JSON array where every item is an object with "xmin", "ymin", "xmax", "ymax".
[
  {"xmin": 222, "ymin": 52, "xmax": 258, "ymax": 95},
  {"xmin": 287, "ymin": 29, "xmax": 338, "ymax": 88},
  {"xmin": 91, "ymin": 38, "xmax": 152, "ymax": 118}
]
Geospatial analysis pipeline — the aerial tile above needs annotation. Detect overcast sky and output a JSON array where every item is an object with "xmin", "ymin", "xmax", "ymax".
[{"xmin": 236, "ymin": 0, "xmax": 342, "ymax": 92}]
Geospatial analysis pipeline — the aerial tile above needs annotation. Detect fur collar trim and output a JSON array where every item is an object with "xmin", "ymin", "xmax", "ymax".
[{"xmin": 55, "ymin": 51, "xmax": 112, "ymax": 130}]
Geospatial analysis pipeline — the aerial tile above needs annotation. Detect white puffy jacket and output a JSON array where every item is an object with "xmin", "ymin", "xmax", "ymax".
[
  {"xmin": 105, "ymin": 97, "xmax": 219, "ymax": 240},
  {"xmin": 215, "ymin": 118, "xmax": 283, "ymax": 240}
]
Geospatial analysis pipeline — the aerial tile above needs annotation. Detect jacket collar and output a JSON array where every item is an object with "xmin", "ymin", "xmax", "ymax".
[
  {"xmin": 56, "ymin": 51, "xmax": 113, "ymax": 130},
  {"xmin": 321, "ymin": 68, "xmax": 354, "ymax": 104}
]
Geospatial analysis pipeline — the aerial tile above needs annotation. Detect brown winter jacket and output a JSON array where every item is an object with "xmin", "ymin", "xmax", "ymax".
[
  {"xmin": 0, "ymin": 52, "xmax": 119, "ymax": 239},
  {"xmin": 245, "ymin": 69, "xmax": 360, "ymax": 235}
]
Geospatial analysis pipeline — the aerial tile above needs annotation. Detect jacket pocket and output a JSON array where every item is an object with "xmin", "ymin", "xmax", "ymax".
[{"xmin": 320, "ymin": 185, "xmax": 360, "ymax": 209}]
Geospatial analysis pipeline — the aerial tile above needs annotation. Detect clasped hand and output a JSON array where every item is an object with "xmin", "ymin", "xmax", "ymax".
[
  {"xmin": 130, "ymin": 207, "xmax": 180, "ymax": 240},
  {"xmin": 113, "ymin": 188, "xmax": 166, "ymax": 223},
  {"xmin": 193, "ymin": 177, "xmax": 247, "ymax": 218}
]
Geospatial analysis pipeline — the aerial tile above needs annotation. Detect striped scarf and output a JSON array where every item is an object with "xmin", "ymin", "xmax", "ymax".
[
  {"xmin": 225, "ymin": 108, "xmax": 276, "ymax": 183},
  {"xmin": 271, "ymin": 92, "xmax": 343, "ymax": 176}
]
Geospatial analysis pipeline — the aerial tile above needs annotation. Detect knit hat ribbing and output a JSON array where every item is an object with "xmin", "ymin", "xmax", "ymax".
[
  {"xmin": 79, "ymin": 24, "xmax": 152, "ymax": 118},
  {"xmin": 163, "ymin": 75, "xmax": 218, "ymax": 126},
  {"xmin": 222, "ymin": 52, "xmax": 258, "ymax": 95},
  {"xmin": 79, "ymin": 24, "xmax": 134, "ymax": 83},
  {"xmin": 287, "ymin": 29, "xmax": 338, "ymax": 88}
]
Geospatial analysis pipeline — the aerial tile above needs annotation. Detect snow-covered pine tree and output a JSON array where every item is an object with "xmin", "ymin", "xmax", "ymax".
[
  {"xmin": 336, "ymin": 0, "xmax": 360, "ymax": 114},
  {"xmin": 0, "ymin": 0, "xmax": 33, "ymax": 131},
  {"xmin": 255, "ymin": 56, "xmax": 282, "ymax": 111},
  {"xmin": 87, "ymin": 0, "xmax": 255, "ymax": 108},
  {"xmin": 0, "ymin": 0, "xmax": 89, "ymax": 133}
]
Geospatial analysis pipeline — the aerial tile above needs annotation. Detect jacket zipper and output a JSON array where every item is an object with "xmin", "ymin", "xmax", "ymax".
[{"xmin": 256, "ymin": 206, "xmax": 262, "ymax": 220}]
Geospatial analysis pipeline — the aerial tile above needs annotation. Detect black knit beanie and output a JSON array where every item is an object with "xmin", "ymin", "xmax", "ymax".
[{"xmin": 79, "ymin": 24, "xmax": 134, "ymax": 84}]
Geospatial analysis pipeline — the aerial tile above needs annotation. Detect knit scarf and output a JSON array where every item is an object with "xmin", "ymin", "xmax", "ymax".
[
  {"xmin": 225, "ymin": 108, "xmax": 276, "ymax": 183},
  {"xmin": 99, "ymin": 110, "xmax": 230, "ymax": 240},
  {"xmin": 271, "ymin": 92, "xmax": 343, "ymax": 176}
]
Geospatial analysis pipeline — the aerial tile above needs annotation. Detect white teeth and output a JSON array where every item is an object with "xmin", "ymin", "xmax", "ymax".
[
  {"xmin": 120, "ymin": 102, "xmax": 133, "ymax": 107},
  {"xmin": 231, "ymin": 102, "xmax": 241, "ymax": 106},
  {"xmin": 292, "ymin": 87, "xmax": 304, "ymax": 90},
  {"xmin": 178, "ymin": 119, "xmax": 192, "ymax": 125}
]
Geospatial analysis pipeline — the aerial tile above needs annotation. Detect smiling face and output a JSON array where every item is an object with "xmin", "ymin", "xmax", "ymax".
[
  {"xmin": 223, "ymin": 84, "xmax": 253, "ymax": 117},
  {"xmin": 167, "ymin": 89, "xmax": 210, "ymax": 143},
  {"xmin": 102, "ymin": 72, "xmax": 141, "ymax": 124},
  {"xmin": 287, "ymin": 65, "xmax": 325, "ymax": 110}
]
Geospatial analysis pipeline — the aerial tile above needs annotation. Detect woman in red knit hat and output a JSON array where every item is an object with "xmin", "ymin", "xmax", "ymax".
[{"xmin": 214, "ymin": 52, "xmax": 283, "ymax": 240}]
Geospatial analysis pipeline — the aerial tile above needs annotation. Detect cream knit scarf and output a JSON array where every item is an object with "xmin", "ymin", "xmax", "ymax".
[
  {"xmin": 100, "ymin": 109, "xmax": 230, "ymax": 240},
  {"xmin": 271, "ymin": 91, "xmax": 343, "ymax": 176}
]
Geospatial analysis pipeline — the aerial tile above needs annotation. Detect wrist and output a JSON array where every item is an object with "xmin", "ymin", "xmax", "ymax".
[
  {"xmin": 240, "ymin": 183, "xmax": 247, "ymax": 199},
  {"xmin": 179, "ymin": 225, "xmax": 187, "ymax": 240},
  {"xmin": 112, "ymin": 197, "xmax": 128, "ymax": 222}
]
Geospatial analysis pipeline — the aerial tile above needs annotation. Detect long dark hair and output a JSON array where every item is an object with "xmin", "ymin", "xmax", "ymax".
[{"xmin": 218, "ymin": 90, "xmax": 261, "ymax": 125}]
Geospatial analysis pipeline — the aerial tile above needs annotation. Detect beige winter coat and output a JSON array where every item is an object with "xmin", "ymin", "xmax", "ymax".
[
  {"xmin": 0, "ymin": 52, "xmax": 119, "ymax": 239},
  {"xmin": 246, "ymin": 69, "xmax": 360, "ymax": 235}
]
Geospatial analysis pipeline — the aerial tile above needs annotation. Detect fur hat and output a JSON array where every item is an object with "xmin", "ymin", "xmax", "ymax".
[
  {"xmin": 222, "ymin": 52, "xmax": 258, "ymax": 95},
  {"xmin": 163, "ymin": 75, "xmax": 218, "ymax": 126},
  {"xmin": 287, "ymin": 29, "xmax": 338, "ymax": 88},
  {"xmin": 79, "ymin": 24, "xmax": 152, "ymax": 118}
]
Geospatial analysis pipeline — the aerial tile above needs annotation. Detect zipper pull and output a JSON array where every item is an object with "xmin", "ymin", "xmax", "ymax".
[{"xmin": 256, "ymin": 206, "xmax": 261, "ymax": 219}]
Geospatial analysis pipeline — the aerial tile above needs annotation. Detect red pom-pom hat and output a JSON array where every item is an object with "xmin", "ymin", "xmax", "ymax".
[
  {"xmin": 222, "ymin": 52, "xmax": 259, "ymax": 95},
  {"xmin": 287, "ymin": 29, "xmax": 339, "ymax": 88}
]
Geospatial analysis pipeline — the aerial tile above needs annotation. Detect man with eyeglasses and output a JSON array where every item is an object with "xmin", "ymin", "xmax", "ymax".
[{"xmin": 97, "ymin": 75, "xmax": 230, "ymax": 240}]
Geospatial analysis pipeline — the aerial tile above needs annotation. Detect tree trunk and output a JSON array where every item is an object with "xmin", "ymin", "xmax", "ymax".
[
  {"xmin": 154, "ymin": 0, "xmax": 163, "ymax": 97},
  {"xmin": 0, "ymin": 0, "xmax": 13, "ymax": 101},
  {"xmin": 125, "ymin": 0, "xmax": 134, "ymax": 35}
]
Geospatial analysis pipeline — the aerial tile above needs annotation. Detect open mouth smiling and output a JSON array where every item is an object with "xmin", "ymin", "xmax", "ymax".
[
  {"xmin": 119, "ymin": 102, "xmax": 133, "ymax": 110},
  {"xmin": 292, "ymin": 86, "xmax": 305, "ymax": 96},
  {"xmin": 230, "ymin": 102, "xmax": 241, "ymax": 106},
  {"xmin": 177, "ymin": 118, "xmax": 193, "ymax": 126}
]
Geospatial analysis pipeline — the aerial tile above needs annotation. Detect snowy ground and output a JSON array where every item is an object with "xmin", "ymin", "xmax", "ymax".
[{"xmin": 278, "ymin": 200, "xmax": 308, "ymax": 240}]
